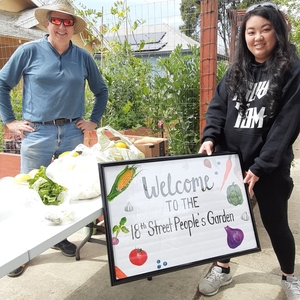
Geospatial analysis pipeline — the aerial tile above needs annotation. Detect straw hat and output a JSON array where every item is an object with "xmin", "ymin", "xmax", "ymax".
[{"xmin": 35, "ymin": 0, "xmax": 87, "ymax": 35}]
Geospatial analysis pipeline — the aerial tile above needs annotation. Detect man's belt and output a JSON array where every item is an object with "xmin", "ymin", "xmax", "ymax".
[{"xmin": 41, "ymin": 118, "xmax": 78, "ymax": 125}]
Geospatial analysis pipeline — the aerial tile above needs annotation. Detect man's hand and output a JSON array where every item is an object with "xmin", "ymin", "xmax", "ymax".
[
  {"xmin": 75, "ymin": 120, "xmax": 97, "ymax": 133},
  {"xmin": 5, "ymin": 120, "xmax": 34, "ymax": 138}
]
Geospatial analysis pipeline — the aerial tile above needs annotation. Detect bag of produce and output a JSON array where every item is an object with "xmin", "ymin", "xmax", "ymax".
[
  {"xmin": 0, "ymin": 169, "xmax": 74, "ymax": 225},
  {"xmin": 95, "ymin": 125, "xmax": 145, "ymax": 161},
  {"xmin": 27, "ymin": 166, "xmax": 74, "ymax": 224},
  {"xmin": 46, "ymin": 144, "xmax": 101, "ymax": 200},
  {"xmin": 46, "ymin": 126, "xmax": 145, "ymax": 200}
]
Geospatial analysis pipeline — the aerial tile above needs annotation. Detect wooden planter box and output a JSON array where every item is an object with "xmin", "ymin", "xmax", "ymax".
[{"xmin": 0, "ymin": 152, "xmax": 20, "ymax": 178}]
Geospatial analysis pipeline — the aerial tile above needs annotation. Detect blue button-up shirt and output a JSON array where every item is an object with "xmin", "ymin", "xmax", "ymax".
[{"xmin": 0, "ymin": 35, "xmax": 108, "ymax": 124}]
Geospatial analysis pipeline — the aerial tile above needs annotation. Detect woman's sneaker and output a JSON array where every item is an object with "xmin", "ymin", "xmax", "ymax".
[
  {"xmin": 281, "ymin": 276, "xmax": 300, "ymax": 300},
  {"xmin": 199, "ymin": 266, "xmax": 232, "ymax": 296}
]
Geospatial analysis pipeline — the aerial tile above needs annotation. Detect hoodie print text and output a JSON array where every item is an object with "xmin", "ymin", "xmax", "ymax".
[{"xmin": 233, "ymin": 80, "xmax": 269, "ymax": 129}]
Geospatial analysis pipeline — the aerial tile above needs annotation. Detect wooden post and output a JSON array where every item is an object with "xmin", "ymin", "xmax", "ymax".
[{"xmin": 199, "ymin": 0, "xmax": 218, "ymax": 136}]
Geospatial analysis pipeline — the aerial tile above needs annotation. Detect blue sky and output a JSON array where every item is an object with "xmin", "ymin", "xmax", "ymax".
[{"xmin": 74, "ymin": 0, "xmax": 183, "ymax": 29}]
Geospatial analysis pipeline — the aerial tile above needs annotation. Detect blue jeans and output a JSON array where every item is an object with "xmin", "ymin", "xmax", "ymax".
[{"xmin": 21, "ymin": 120, "xmax": 83, "ymax": 173}]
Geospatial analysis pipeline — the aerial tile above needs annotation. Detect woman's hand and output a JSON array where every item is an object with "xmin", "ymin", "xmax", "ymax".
[
  {"xmin": 199, "ymin": 141, "xmax": 215, "ymax": 155},
  {"xmin": 75, "ymin": 120, "xmax": 97, "ymax": 133},
  {"xmin": 5, "ymin": 120, "xmax": 34, "ymax": 138},
  {"xmin": 244, "ymin": 170, "xmax": 259, "ymax": 198}
]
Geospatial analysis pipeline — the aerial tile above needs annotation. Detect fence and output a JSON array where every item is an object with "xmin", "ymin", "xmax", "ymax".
[
  {"xmin": 91, "ymin": 0, "xmax": 227, "ymax": 58},
  {"xmin": 0, "ymin": 0, "xmax": 228, "ymax": 155}
]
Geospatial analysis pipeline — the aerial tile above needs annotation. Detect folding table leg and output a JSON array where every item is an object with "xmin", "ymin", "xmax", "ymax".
[{"xmin": 76, "ymin": 221, "xmax": 107, "ymax": 261}]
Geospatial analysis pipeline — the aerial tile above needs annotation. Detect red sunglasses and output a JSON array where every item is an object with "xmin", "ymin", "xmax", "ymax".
[{"xmin": 48, "ymin": 17, "xmax": 75, "ymax": 27}]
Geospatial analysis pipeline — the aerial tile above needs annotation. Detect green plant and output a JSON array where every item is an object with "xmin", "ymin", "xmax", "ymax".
[
  {"xmin": 77, "ymin": 1, "xmax": 204, "ymax": 155},
  {"xmin": 147, "ymin": 45, "xmax": 200, "ymax": 155},
  {"xmin": 0, "ymin": 87, "xmax": 23, "ymax": 152},
  {"xmin": 10, "ymin": 88, "xmax": 23, "ymax": 120},
  {"xmin": 100, "ymin": 41, "xmax": 153, "ymax": 130},
  {"xmin": 77, "ymin": 1, "xmax": 151, "ymax": 130},
  {"xmin": 217, "ymin": 60, "xmax": 228, "ymax": 83},
  {"xmin": 83, "ymin": 85, "xmax": 97, "ymax": 120}
]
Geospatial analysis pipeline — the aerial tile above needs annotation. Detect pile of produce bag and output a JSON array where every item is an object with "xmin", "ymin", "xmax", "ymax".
[
  {"xmin": 0, "ymin": 175, "xmax": 73, "ymax": 225},
  {"xmin": 46, "ymin": 126, "xmax": 145, "ymax": 200},
  {"xmin": 0, "ymin": 126, "xmax": 145, "ymax": 223},
  {"xmin": 46, "ymin": 145, "xmax": 101, "ymax": 200}
]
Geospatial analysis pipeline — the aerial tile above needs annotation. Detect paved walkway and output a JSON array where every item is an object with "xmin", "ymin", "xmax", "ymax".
[{"xmin": 0, "ymin": 138, "xmax": 299, "ymax": 300}]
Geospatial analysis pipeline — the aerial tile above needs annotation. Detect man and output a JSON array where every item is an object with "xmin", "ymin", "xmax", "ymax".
[{"xmin": 0, "ymin": 0, "xmax": 108, "ymax": 276}]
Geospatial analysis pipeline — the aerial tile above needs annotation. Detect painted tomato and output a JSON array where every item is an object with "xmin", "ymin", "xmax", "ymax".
[{"xmin": 129, "ymin": 248, "xmax": 148, "ymax": 266}]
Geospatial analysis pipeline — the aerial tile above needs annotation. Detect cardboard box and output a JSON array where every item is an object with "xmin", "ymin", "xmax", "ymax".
[
  {"xmin": 83, "ymin": 128, "xmax": 157, "ymax": 148},
  {"xmin": 124, "ymin": 135, "xmax": 168, "ymax": 158},
  {"xmin": 85, "ymin": 130, "xmax": 168, "ymax": 158}
]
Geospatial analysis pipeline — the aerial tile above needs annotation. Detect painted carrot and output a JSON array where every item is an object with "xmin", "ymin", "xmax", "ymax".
[
  {"xmin": 115, "ymin": 266, "xmax": 127, "ymax": 279},
  {"xmin": 220, "ymin": 156, "xmax": 232, "ymax": 191}
]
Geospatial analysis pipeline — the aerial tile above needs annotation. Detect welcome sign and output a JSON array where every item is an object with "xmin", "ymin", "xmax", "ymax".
[{"xmin": 98, "ymin": 153, "xmax": 260, "ymax": 286}]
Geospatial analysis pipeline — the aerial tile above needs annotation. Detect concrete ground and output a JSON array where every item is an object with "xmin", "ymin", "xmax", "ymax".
[{"xmin": 1, "ymin": 138, "xmax": 299, "ymax": 300}]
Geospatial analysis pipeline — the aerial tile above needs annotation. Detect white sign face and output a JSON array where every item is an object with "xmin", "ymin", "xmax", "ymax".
[{"xmin": 99, "ymin": 153, "xmax": 260, "ymax": 286}]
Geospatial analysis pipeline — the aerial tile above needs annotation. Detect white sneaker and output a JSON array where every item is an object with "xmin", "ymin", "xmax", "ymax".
[
  {"xmin": 282, "ymin": 276, "xmax": 300, "ymax": 300},
  {"xmin": 199, "ymin": 266, "xmax": 232, "ymax": 296}
]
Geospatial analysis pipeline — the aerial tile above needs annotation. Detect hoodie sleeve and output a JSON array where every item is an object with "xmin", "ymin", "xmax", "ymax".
[{"xmin": 250, "ymin": 62, "xmax": 300, "ymax": 177}]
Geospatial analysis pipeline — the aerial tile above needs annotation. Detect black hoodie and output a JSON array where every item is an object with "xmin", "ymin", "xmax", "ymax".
[{"xmin": 202, "ymin": 60, "xmax": 300, "ymax": 177}]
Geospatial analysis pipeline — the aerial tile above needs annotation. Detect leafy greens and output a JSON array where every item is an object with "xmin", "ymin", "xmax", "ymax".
[{"xmin": 28, "ymin": 166, "xmax": 66, "ymax": 205}]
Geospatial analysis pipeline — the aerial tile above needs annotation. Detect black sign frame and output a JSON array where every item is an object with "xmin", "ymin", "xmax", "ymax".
[{"xmin": 98, "ymin": 152, "xmax": 260, "ymax": 286}]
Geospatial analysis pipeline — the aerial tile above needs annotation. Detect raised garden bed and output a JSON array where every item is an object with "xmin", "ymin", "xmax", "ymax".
[{"xmin": 0, "ymin": 152, "xmax": 20, "ymax": 178}]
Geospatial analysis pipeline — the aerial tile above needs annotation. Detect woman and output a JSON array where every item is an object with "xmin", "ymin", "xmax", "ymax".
[
  {"xmin": 0, "ymin": 0, "xmax": 108, "ymax": 276},
  {"xmin": 198, "ymin": 3, "xmax": 300, "ymax": 299}
]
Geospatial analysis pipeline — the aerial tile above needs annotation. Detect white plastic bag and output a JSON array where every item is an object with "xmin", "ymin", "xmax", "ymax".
[
  {"xmin": 46, "ymin": 145, "xmax": 101, "ymax": 200},
  {"xmin": 0, "ymin": 177, "xmax": 74, "ymax": 225},
  {"xmin": 42, "ymin": 191, "xmax": 74, "ymax": 225},
  {"xmin": 46, "ymin": 126, "xmax": 145, "ymax": 200},
  {"xmin": 95, "ymin": 125, "xmax": 145, "ymax": 161},
  {"xmin": 25, "ymin": 189, "xmax": 74, "ymax": 225}
]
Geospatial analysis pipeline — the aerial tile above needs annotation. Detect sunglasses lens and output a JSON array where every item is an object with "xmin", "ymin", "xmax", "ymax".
[
  {"xmin": 50, "ymin": 17, "xmax": 62, "ymax": 25},
  {"xmin": 49, "ymin": 17, "xmax": 74, "ymax": 26},
  {"xmin": 63, "ymin": 19, "xmax": 74, "ymax": 26}
]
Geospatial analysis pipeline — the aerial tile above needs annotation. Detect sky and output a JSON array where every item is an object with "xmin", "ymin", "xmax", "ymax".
[{"xmin": 74, "ymin": 0, "xmax": 183, "ymax": 29}]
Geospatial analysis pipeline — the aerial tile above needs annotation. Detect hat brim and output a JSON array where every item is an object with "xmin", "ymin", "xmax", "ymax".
[{"xmin": 35, "ymin": 7, "xmax": 86, "ymax": 35}]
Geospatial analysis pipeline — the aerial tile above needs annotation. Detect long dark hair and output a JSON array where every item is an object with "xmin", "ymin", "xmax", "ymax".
[{"xmin": 226, "ymin": 5, "xmax": 297, "ymax": 118}]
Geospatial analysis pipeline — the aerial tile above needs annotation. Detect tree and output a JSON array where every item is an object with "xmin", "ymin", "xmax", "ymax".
[
  {"xmin": 217, "ymin": 1, "xmax": 238, "ymax": 57},
  {"xmin": 278, "ymin": 0, "xmax": 300, "ymax": 53},
  {"xmin": 179, "ymin": 0, "xmax": 258, "ymax": 57},
  {"xmin": 179, "ymin": 0, "xmax": 200, "ymax": 41}
]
